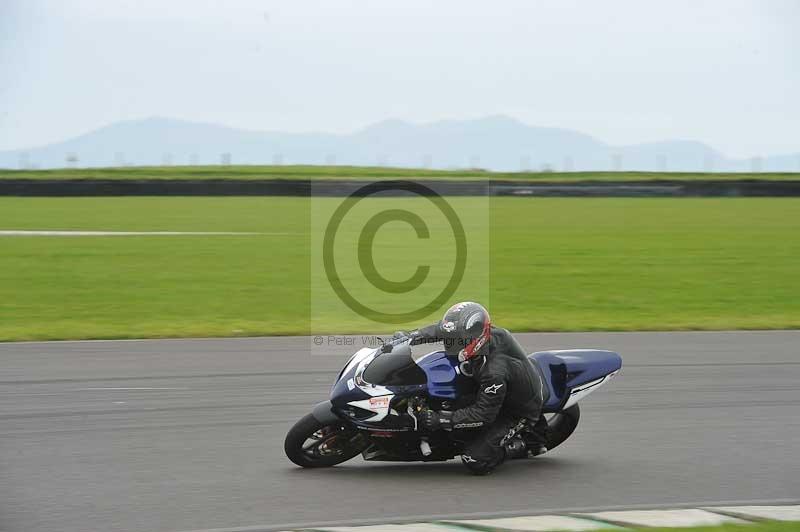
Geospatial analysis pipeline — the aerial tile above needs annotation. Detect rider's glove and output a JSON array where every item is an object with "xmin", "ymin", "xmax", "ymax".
[
  {"xmin": 419, "ymin": 409, "xmax": 453, "ymax": 431},
  {"xmin": 384, "ymin": 331, "xmax": 414, "ymax": 352},
  {"xmin": 392, "ymin": 331, "xmax": 410, "ymax": 340},
  {"xmin": 393, "ymin": 330, "xmax": 423, "ymax": 345}
]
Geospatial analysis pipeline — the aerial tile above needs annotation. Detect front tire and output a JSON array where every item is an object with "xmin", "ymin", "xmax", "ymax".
[
  {"xmin": 545, "ymin": 404, "xmax": 580, "ymax": 451},
  {"xmin": 284, "ymin": 413, "xmax": 366, "ymax": 468}
]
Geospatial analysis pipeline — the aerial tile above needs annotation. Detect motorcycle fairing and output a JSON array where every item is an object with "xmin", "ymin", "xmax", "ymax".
[
  {"xmin": 330, "ymin": 344, "xmax": 622, "ymax": 425},
  {"xmin": 330, "ymin": 344, "xmax": 424, "ymax": 427},
  {"xmin": 330, "ymin": 344, "xmax": 474, "ymax": 427}
]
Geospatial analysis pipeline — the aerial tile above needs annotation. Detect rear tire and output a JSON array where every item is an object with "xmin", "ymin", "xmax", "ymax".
[
  {"xmin": 545, "ymin": 404, "xmax": 580, "ymax": 451},
  {"xmin": 284, "ymin": 413, "xmax": 366, "ymax": 468}
]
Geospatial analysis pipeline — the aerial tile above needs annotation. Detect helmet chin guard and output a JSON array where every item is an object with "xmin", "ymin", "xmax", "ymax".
[
  {"xmin": 457, "ymin": 319, "xmax": 491, "ymax": 362},
  {"xmin": 458, "ymin": 356, "xmax": 486, "ymax": 377}
]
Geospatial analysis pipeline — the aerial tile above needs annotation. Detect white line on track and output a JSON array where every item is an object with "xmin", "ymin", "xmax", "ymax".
[
  {"xmin": 74, "ymin": 387, "xmax": 188, "ymax": 391},
  {"xmin": 0, "ymin": 230, "xmax": 293, "ymax": 236},
  {"xmin": 708, "ymin": 505, "xmax": 800, "ymax": 521},
  {"xmin": 580, "ymin": 509, "xmax": 744, "ymax": 528}
]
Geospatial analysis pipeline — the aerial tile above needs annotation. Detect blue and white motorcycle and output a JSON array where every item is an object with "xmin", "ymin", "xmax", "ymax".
[{"xmin": 285, "ymin": 338, "xmax": 621, "ymax": 468}]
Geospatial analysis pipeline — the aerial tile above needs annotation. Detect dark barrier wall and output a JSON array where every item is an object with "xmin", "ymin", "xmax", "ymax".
[{"xmin": 2, "ymin": 179, "xmax": 800, "ymax": 197}]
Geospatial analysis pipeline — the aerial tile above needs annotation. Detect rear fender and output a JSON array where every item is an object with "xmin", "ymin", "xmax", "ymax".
[{"xmin": 530, "ymin": 349, "xmax": 622, "ymax": 412}]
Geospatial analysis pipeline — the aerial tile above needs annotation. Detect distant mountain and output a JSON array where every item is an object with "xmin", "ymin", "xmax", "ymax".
[{"xmin": 2, "ymin": 115, "xmax": 798, "ymax": 172}]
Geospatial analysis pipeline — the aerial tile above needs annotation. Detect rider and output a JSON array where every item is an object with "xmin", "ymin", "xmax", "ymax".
[{"xmin": 397, "ymin": 301, "xmax": 548, "ymax": 475}]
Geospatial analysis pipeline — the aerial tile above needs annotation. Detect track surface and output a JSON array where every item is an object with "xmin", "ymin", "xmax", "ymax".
[{"xmin": 1, "ymin": 332, "xmax": 799, "ymax": 532}]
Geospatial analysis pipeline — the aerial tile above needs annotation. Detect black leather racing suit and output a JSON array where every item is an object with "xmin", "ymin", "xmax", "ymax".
[{"xmin": 412, "ymin": 325, "xmax": 546, "ymax": 473}]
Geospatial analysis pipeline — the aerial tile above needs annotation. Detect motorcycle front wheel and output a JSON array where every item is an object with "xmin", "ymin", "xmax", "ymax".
[{"xmin": 284, "ymin": 413, "xmax": 367, "ymax": 467}]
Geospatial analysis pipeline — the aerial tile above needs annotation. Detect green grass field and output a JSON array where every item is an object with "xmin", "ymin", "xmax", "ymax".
[
  {"xmin": 0, "ymin": 197, "xmax": 799, "ymax": 341},
  {"xmin": 2, "ymin": 165, "xmax": 799, "ymax": 182}
]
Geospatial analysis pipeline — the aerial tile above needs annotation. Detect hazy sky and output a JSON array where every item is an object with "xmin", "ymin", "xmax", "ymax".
[{"xmin": 1, "ymin": 0, "xmax": 798, "ymax": 156}]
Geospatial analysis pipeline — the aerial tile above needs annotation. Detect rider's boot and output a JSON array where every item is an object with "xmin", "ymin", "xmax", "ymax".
[
  {"xmin": 523, "ymin": 415, "xmax": 549, "ymax": 457},
  {"xmin": 503, "ymin": 438, "xmax": 528, "ymax": 460},
  {"xmin": 528, "ymin": 443, "xmax": 548, "ymax": 457}
]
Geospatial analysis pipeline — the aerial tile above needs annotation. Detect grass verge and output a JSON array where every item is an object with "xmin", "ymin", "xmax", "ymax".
[
  {"xmin": 0, "ymin": 197, "xmax": 798, "ymax": 341},
  {"xmin": 1, "ymin": 166, "xmax": 799, "ymax": 182}
]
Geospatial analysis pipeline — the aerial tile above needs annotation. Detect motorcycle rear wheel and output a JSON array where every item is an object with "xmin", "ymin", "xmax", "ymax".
[
  {"xmin": 545, "ymin": 404, "xmax": 580, "ymax": 451},
  {"xmin": 284, "ymin": 413, "xmax": 366, "ymax": 468}
]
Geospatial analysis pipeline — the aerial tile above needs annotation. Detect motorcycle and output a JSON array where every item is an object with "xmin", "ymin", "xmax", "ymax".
[{"xmin": 285, "ymin": 337, "xmax": 622, "ymax": 468}]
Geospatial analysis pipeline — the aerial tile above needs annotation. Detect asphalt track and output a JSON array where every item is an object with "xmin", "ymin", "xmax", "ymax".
[{"xmin": 1, "ymin": 331, "xmax": 799, "ymax": 532}]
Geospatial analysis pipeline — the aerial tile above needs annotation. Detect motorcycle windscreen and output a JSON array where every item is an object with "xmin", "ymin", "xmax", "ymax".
[{"xmin": 361, "ymin": 344, "xmax": 428, "ymax": 386}]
